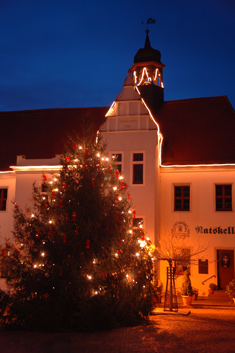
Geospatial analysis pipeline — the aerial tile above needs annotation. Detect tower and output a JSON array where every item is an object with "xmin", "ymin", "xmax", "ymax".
[
  {"xmin": 100, "ymin": 30, "xmax": 163, "ymax": 244},
  {"xmin": 130, "ymin": 29, "xmax": 165, "ymax": 112}
]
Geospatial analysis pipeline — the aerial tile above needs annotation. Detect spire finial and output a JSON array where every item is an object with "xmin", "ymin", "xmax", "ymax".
[
  {"xmin": 141, "ymin": 18, "xmax": 155, "ymax": 48},
  {"xmin": 141, "ymin": 18, "xmax": 156, "ymax": 30}
]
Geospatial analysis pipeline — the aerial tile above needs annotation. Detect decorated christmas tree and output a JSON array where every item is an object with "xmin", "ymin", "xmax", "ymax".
[{"xmin": 1, "ymin": 133, "xmax": 155, "ymax": 331}]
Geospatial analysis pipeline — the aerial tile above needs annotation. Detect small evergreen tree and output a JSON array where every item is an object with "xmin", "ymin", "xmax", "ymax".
[
  {"xmin": 181, "ymin": 270, "xmax": 193, "ymax": 296},
  {"xmin": 1, "ymin": 134, "xmax": 154, "ymax": 331}
]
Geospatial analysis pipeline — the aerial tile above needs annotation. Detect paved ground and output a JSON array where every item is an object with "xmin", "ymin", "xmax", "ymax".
[{"xmin": 0, "ymin": 296, "xmax": 235, "ymax": 353}]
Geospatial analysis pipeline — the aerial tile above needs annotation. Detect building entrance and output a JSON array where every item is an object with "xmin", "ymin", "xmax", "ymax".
[{"xmin": 217, "ymin": 249, "xmax": 234, "ymax": 290}]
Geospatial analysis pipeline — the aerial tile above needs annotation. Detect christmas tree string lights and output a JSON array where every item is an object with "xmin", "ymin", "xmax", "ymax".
[{"xmin": 1, "ymin": 135, "xmax": 155, "ymax": 331}]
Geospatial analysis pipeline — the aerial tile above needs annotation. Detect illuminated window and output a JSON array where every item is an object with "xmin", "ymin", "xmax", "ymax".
[
  {"xmin": 174, "ymin": 186, "xmax": 190, "ymax": 211},
  {"xmin": 0, "ymin": 189, "xmax": 8, "ymax": 211},
  {"xmin": 112, "ymin": 153, "xmax": 123, "ymax": 173},
  {"xmin": 216, "ymin": 185, "xmax": 232, "ymax": 211},
  {"xmin": 175, "ymin": 249, "xmax": 191, "ymax": 276},
  {"xmin": 132, "ymin": 153, "xmax": 144, "ymax": 184}
]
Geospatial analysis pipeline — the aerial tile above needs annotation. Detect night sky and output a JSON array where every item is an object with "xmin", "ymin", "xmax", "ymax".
[{"xmin": 0, "ymin": 0, "xmax": 234, "ymax": 112}]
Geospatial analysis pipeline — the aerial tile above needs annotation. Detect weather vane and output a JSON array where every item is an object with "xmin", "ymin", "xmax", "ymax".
[{"xmin": 141, "ymin": 18, "xmax": 156, "ymax": 30}]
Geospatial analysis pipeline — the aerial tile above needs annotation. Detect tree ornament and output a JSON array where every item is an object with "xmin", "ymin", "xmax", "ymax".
[
  {"xmin": 85, "ymin": 148, "xmax": 88, "ymax": 156},
  {"xmin": 115, "ymin": 170, "xmax": 119, "ymax": 178},
  {"xmin": 86, "ymin": 239, "xmax": 90, "ymax": 249},
  {"xmin": 15, "ymin": 249, "xmax": 21, "ymax": 255},
  {"xmin": 43, "ymin": 174, "xmax": 47, "ymax": 181},
  {"xmin": 72, "ymin": 212, "xmax": 76, "ymax": 222},
  {"xmin": 62, "ymin": 233, "xmax": 67, "ymax": 243},
  {"xmin": 92, "ymin": 178, "xmax": 95, "ymax": 188},
  {"xmin": 83, "ymin": 163, "xmax": 86, "ymax": 170},
  {"xmin": 128, "ymin": 193, "xmax": 131, "ymax": 200},
  {"xmin": 48, "ymin": 227, "xmax": 53, "ymax": 235},
  {"xmin": 59, "ymin": 200, "xmax": 63, "ymax": 208},
  {"xmin": 120, "ymin": 180, "xmax": 123, "ymax": 189},
  {"xmin": 45, "ymin": 272, "xmax": 49, "ymax": 278},
  {"xmin": 72, "ymin": 142, "xmax": 76, "ymax": 150},
  {"xmin": 133, "ymin": 209, "xmax": 136, "ymax": 218},
  {"xmin": 75, "ymin": 226, "xmax": 79, "ymax": 235}
]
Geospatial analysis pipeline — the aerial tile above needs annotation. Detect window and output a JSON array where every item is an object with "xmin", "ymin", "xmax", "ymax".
[
  {"xmin": 216, "ymin": 185, "xmax": 232, "ymax": 211},
  {"xmin": 132, "ymin": 153, "xmax": 143, "ymax": 184},
  {"xmin": 0, "ymin": 189, "xmax": 8, "ymax": 211},
  {"xmin": 174, "ymin": 186, "xmax": 190, "ymax": 211},
  {"xmin": 1, "ymin": 252, "xmax": 10, "ymax": 278},
  {"xmin": 133, "ymin": 217, "xmax": 144, "ymax": 229},
  {"xmin": 175, "ymin": 249, "xmax": 191, "ymax": 276},
  {"xmin": 41, "ymin": 183, "xmax": 48, "ymax": 193},
  {"xmin": 112, "ymin": 153, "xmax": 123, "ymax": 173},
  {"xmin": 198, "ymin": 259, "xmax": 208, "ymax": 274}
]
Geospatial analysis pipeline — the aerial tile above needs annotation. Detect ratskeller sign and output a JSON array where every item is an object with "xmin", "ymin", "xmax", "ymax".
[{"xmin": 195, "ymin": 226, "xmax": 235, "ymax": 234}]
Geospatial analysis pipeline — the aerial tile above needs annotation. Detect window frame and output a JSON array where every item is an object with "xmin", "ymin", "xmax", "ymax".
[
  {"xmin": 215, "ymin": 184, "xmax": 232, "ymax": 211},
  {"xmin": 0, "ymin": 188, "xmax": 8, "ymax": 211},
  {"xmin": 111, "ymin": 152, "xmax": 123, "ymax": 174},
  {"xmin": 174, "ymin": 185, "xmax": 190, "ymax": 212},
  {"xmin": 131, "ymin": 152, "xmax": 145, "ymax": 185},
  {"xmin": 133, "ymin": 217, "xmax": 144, "ymax": 230}
]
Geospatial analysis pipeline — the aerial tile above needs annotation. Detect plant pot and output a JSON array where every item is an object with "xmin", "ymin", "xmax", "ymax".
[
  {"xmin": 152, "ymin": 295, "xmax": 161, "ymax": 305},
  {"xmin": 182, "ymin": 295, "xmax": 193, "ymax": 306},
  {"xmin": 192, "ymin": 293, "xmax": 198, "ymax": 300},
  {"xmin": 208, "ymin": 288, "xmax": 214, "ymax": 295}
]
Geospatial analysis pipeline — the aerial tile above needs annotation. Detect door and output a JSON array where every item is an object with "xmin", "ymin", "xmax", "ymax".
[{"xmin": 217, "ymin": 250, "xmax": 234, "ymax": 290}]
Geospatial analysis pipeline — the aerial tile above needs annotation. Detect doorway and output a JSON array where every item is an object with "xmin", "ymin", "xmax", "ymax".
[{"xmin": 217, "ymin": 249, "xmax": 234, "ymax": 290}]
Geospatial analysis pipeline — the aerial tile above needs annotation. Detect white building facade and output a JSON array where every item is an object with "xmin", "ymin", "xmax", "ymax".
[{"xmin": 0, "ymin": 31, "xmax": 235, "ymax": 295}]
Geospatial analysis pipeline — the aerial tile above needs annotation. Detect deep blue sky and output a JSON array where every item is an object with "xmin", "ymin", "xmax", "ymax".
[{"xmin": 0, "ymin": 0, "xmax": 234, "ymax": 112}]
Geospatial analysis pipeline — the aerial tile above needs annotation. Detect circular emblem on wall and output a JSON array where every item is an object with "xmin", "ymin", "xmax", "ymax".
[
  {"xmin": 221, "ymin": 254, "xmax": 230, "ymax": 268},
  {"xmin": 171, "ymin": 221, "xmax": 190, "ymax": 239}
]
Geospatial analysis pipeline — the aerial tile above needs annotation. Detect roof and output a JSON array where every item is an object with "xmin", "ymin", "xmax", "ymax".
[
  {"xmin": 0, "ymin": 107, "xmax": 107, "ymax": 170},
  {"xmin": 0, "ymin": 96, "xmax": 234, "ymax": 170},
  {"xmin": 134, "ymin": 30, "xmax": 163, "ymax": 65},
  {"xmin": 155, "ymin": 96, "xmax": 235, "ymax": 165}
]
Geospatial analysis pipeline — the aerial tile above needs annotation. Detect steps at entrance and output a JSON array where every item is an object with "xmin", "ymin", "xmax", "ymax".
[{"xmin": 207, "ymin": 290, "xmax": 231, "ymax": 303}]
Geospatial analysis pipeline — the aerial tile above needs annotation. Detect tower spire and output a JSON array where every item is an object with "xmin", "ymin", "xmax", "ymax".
[{"xmin": 145, "ymin": 29, "xmax": 151, "ymax": 48}]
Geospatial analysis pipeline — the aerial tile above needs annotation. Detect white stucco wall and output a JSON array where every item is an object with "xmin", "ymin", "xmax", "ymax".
[
  {"xmin": 0, "ymin": 172, "xmax": 16, "ymax": 244},
  {"xmin": 159, "ymin": 166, "xmax": 235, "ymax": 295},
  {"xmin": 101, "ymin": 129, "xmax": 158, "ymax": 244}
]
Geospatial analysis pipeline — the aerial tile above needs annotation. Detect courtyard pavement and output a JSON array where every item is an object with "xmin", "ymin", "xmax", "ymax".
[{"xmin": 0, "ymin": 294, "xmax": 235, "ymax": 353}]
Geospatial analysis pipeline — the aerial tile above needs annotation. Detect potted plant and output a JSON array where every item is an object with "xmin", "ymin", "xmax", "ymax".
[
  {"xmin": 192, "ymin": 288, "xmax": 199, "ymax": 300},
  {"xmin": 181, "ymin": 270, "xmax": 193, "ymax": 306},
  {"xmin": 152, "ymin": 282, "xmax": 163, "ymax": 305},
  {"xmin": 226, "ymin": 279, "xmax": 235, "ymax": 303},
  {"xmin": 208, "ymin": 283, "xmax": 217, "ymax": 295}
]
